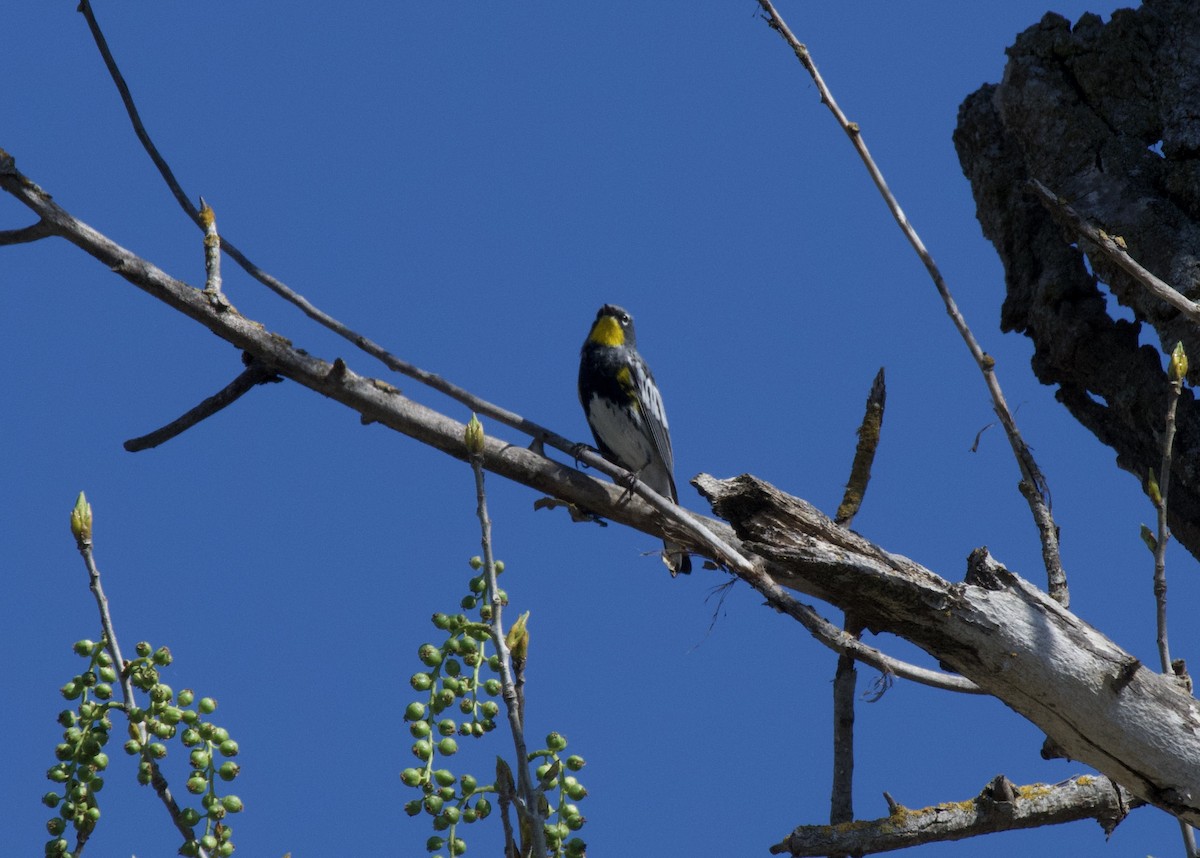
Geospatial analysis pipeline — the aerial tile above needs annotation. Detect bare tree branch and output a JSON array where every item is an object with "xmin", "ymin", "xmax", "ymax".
[
  {"xmin": 0, "ymin": 147, "xmax": 976, "ymax": 698},
  {"xmin": 696, "ymin": 473, "xmax": 1200, "ymax": 828},
  {"xmin": 0, "ymin": 219, "xmax": 55, "ymax": 245},
  {"xmin": 829, "ymin": 615, "xmax": 864, "ymax": 826},
  {"xmin": 1027, "ymin": 179, "xmax": 1200, "ymax": 326},
  {"xmin": 772, "ymin": 774, "xmax": 1142, "ymax": 856},
  {"xmin": 123, "ymin": 358, "xmax": 282, "ymax": 452}
]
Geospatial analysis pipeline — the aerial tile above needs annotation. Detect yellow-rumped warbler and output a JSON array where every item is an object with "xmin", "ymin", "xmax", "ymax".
[{"xmin": 578, "ymin": 304, "xmax": 691, "ymax": 575}]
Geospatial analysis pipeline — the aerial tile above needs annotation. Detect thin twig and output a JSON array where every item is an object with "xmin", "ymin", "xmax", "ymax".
[
  {"xmin": 1152, "ymin": 380, "xmax": 1181, "ymax": 674},
  {"xmin": 72, "ymin": 500, "xmax": 207, "ymax": 857},
  {"xmin": 124, "ymin": 360, "xmax": 281, "ymax": 452},
  {"xmin": 199, "ymin": 198, "xmax": 222, "ymax": 299},
  {"xmin": 830, "ymin": 615, "xmax": 864, "ymax": 826},
  {"xmin": 0, "ymin": 218, "xmax": 55, "ymax": 244},
  {"xmin": 1027, "ymin": 179, "xmax": 1200, "ymax": 327},
  {"xmin": 755, "ymin": 0, "xmax": 1067, "ymax": 607},
  {"xmin": 468, "ymin": 421, "xmax": 547, "ymax": 858}
]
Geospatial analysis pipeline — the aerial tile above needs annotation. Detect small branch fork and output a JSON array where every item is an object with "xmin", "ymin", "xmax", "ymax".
[{"xmin": 754, "ymin": 0, "xmax": 1067, "ymax": 608}]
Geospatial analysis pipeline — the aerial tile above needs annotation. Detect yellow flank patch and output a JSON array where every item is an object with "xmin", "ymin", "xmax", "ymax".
[
  {"xmin": 588, "ymin": 316, "xmax": 625, "ymax": 347},
  {"xmin": 616, "ymin": 366, "xmax": 637, "ymax": 398}
]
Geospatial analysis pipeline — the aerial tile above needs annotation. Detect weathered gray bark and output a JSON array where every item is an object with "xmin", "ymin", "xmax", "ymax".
[
  {"xmin": 954, "ymin": 0, "xmax": 1200, "ymax": 559},
  {"xmin": 695, "ymin": 475, "xmax": 1200, "ymax": 831}
]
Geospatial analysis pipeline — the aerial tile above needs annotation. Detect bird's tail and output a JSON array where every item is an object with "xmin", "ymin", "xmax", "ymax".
[{"xmin": 663, "ymin": 540, "xmax": 692, "ymax": 576}]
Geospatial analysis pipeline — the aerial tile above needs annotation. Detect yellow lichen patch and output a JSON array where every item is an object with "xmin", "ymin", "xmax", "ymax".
[{"xmin": 1017, "ymin": 783, "xmax": 1053, "ymax": 800}]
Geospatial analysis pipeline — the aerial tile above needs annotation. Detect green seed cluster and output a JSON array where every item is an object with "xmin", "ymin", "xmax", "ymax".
[
  {"xmin": 43, "ymin": 639, "xmax": 114, "ymax": 856},
  {"xmin": 531, "ymin": 732, "xmax": 588, "ymax": 857},
  {"xmin": 401, "ymin": 558, "xmax": 509, "ymax": 856},
  {"xmin": 46, "ymin": 638, "xmax": 243, "ymax": 857},
  {"xmin": 400, "ymin": 557, "xmax": 588, "ymax": 857}
]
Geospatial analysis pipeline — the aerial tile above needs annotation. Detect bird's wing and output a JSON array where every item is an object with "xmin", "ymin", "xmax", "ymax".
[{"xmin": 619, "ymin": 361, "xmax": 677, "ymax": 499}]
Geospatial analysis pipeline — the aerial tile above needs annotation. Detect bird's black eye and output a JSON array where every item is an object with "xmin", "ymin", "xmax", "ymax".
[{"xmin": 620, "ymin": 313, "xmax": 631, "ymax": 326}]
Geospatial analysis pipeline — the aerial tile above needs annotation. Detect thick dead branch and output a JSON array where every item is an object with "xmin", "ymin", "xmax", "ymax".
[
  {"xmin": 693, "ymin": 474, "xmax": 1200, "ymax": 828},
  {"xmin": 772, "ymin": 774, "xmax": 1143, "ymax": 856}
]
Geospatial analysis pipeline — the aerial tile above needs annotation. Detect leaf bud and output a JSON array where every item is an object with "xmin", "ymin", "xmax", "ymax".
[
  {"xmin": 70, "ymin": 492, "xmax": 93, "ymax": 544},
  {"xmin": 464, "ymin": 414, "xmax": 485, "ymax": 456}
]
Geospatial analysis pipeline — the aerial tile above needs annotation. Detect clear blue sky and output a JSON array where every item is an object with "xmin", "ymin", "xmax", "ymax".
[{"xmin": 4, "ymin": 2, "xmax": 1184, "ymax": 856}]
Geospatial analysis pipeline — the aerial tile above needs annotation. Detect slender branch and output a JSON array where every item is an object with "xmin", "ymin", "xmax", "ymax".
[
  {"xmin": 830, "ymin": 615, "xmax": 864, "ymax": 825},
  {"xmin": 71, "ymin": 501, "xmax": 207, "ymax": 857},
  {"xmin": 0, "ymin": 218, "xmax": 55, "ymax": 244},
  {"xmin": 123, "ymin": 360, "xmax": 281, "ymax": 452},
  {"xmin": 1027, "ymin": 178, "xmax": 1200, "ymax": 326},
  {"xmin": 1152, "ymin": 381, "xmax": 1182, "ymax": 674},
  {"xmin": 469, "ymin": 422, "xmax": 547, "ymax": 858},
  {"xmin": 772, "ymin": 774, "xmax": 1142, "ymax": 856},
  {"xmin": 755, "ymin": 0, "xmax": 1067, "ymax": 607},
  {"xmin": 1152, "ymin": 348, "xmax": 1197, "ymax": 858}
]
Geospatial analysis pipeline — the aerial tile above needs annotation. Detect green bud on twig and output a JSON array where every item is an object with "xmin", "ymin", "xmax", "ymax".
[
  {"xmin": 1140, "ymin": 524, "xmax": 1158, "ymax": 553},
  {"xmin": 1170, "ymin": 341, "xmax": 1189, "ymax": 383},
  {"xmin": 1147, "ymin": 469, "xmax": 1163, "ymax": 507},
  {"xmin": 465, "ymin": 413, "xmax": 485, "ymax": 456},
  {"xmin": 70, "ymin": 492, "xmax": 93, "ymax": 544},
  {"xmin": 505, "ymin": 611, "xmax": 530, "ymax": 660}
]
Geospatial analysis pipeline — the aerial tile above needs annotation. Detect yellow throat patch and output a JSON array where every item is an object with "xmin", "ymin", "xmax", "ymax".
[{"xmin": 588, "ymin": 315, "xmax": 625, "ymax": 347}]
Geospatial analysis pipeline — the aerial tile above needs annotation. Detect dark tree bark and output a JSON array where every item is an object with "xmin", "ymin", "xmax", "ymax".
[{"xmin": 954, "ymin": 0, "xmax": 1200, "ymax": 560}]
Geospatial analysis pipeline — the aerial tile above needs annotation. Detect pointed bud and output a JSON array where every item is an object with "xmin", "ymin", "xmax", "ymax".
[
  {"xmin": 1170, "ymin": 341, "xmax": 1188, "ymax": 383},
  {"xmin": 465, "ymin": 414, "xmax": 485, "ymax": 456},
  {"xmin": 70, "ymin": 492, "xmax": 93, "ymax": 544},
  {"xmin": 1147, "ymin": 469, "xmax": 1163, "ymax": 507},
  {"xmin": 1140, "ymin": 524, "xmax": 1158, "ymax": 553},
  {"xmin": 197, "ymin": 198, "xmax": 215, "ymax": 230},
  {"xmin": 505, "ymin": 611, "xmax": 530, "ymax": 660}
]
